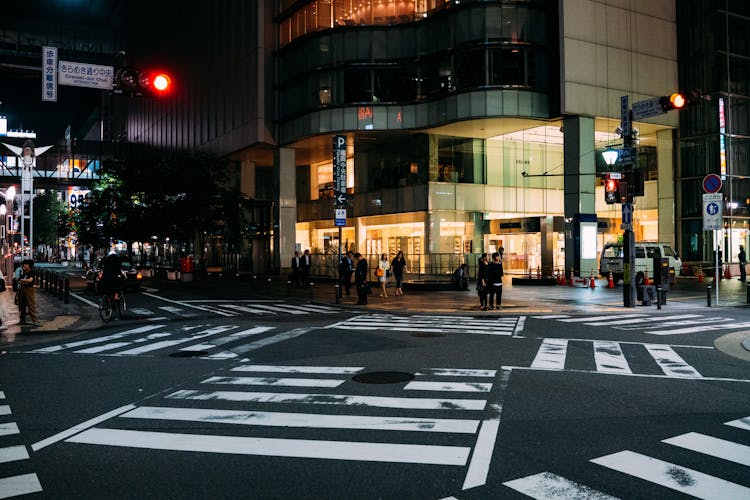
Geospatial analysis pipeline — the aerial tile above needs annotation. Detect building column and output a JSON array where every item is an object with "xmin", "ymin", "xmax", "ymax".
[
  {"xmin": 657, "ymin": 129, "xmax": 675, "ymax": 247},
  {"xmin": 276, "ymin": 147, "xmax": 296, "ymax": 273},
  {"xmin": 240, "ymin": 150, "xmax": 256, "ymax": 199},
  {"xmin": 563, "ymin": 116, "xmax": 596, "ymax": 275}
]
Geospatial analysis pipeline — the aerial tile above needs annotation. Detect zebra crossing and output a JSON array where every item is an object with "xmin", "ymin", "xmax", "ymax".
[
  {"xmin": 329, "ymin": 314, "xmax": 520, "ymax": 335},
  {"xmin": 532, "ymin": 313, "xmax": 750, "ymax": 335},
  {"xmin": 503, "ymin": 415, "xmax": 750, "ymax": 499},
  {"xmin": 0, "ymin": 386, "xmax": 43, "ymax": 498},
  {"xmin": 513, "ymin": 337, "xmax": 749, "ymax": 382},
  {"xmin": 46, "ymin": 364, "xmax": 508, "ymax": 490}
]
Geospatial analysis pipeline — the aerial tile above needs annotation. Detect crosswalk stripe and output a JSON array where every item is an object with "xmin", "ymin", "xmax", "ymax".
[
  {"xmin": 503, "ymin": 471, "xmax": 619, "ymax": 500},
  {"xmin": 644, "ymin": 322, "xmax": 750, "ymax": 335},
  {"xmin": 0, "ymin": 406, "xmax": 10, "ymax": 416},
  {"xmin": 590, "ymin": 450, "xmax": 750, "ymax": 499},
  {"xmin": 0, "ymin": 391, "xmax": 4, "ymax": 399},
  {"xmin": 0, "ymin": 423, "xmax": 19, "ymax": 436},
  {"xmin": 121, "ymin": 406, "xmax": 480, "ymax": 434},
  {"xmin": 201, "ymin": 376, "xmax": 346, "ymax": 388},
  {"xmin": 230, "ymin": 365, "xmax": 364, "ymax": 374},
  {"xmin": 662, "ymin": 432, "xmax": 750, "ymax": 466},
  {"xmin": 115, "ymin": 325, "xmax": 238, "ymax": 355},
  {"xmin": 207, "ymin": 327, "xmax": 314, "ymax": 359},
  {"xmin": 0, "ymin": 445, "xmax": 29, "ymax": 464},
  {"xmin": 31, "ymin": 324, "xmax": 165, "ymax": 353},
  {"xmin": 585, "ymin": 314, "xmax": 703, "ymax": 326},
  {"xmin": 178, "ymin": 327, "xmax": 276, "ymax": 352},
  {"xmin": 141, "ymin": 291, "xmax": 237, "ymax": 317},
  {"xmin": 725, "ymin": 416, "xmax": 750, "ymax": 431},
  {"xmin": 531, "ymin": 338, "xmax": 568, "ymax": 370},
  {"xmin": 416, "ymin": 368, "xmax": 497, "ymax": 378},
  {"xmin": 128, "ymin": 307, "xmax": 153, "ymax": 315},
  {"xmin": 166, "ymin": 390, "xmax": 488, "ymax": 411},
  {"xmin": 158, "ymin": 306, "xmax": 195, "ymax": 317},
  {"xmin": 644, "ymin": 344, "xmax": 702, "ymax": 378},
  {"xmin": 0, "ymin": 473, "xmax": 43, "ymax": 499},
  {"xmin": 558, "ymin": 314, "xmax": 647, "ymax": 323},
  {"xmin": 75, "ymin": 342, "xmax": 132, "ymax": 354},
  {"xmin": 68, "ymin": 427, "xmax": 471, "ymax": 466},
  {"xmin": 404, "ymin": 381, "xmax": 492, "ymax": 393},
  {"xmin": 593, "ymin": 341, "xmax": 632, "ymax": 374}
]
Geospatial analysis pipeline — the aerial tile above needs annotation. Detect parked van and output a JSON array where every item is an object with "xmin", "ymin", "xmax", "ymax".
[{"xmin": 599, "ymin": 242, "xmax": 682, "ymax": 284}]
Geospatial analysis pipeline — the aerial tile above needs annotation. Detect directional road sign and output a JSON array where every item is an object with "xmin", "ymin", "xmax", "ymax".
[
  {"xmin": 335, "ymin": 193, "xmax": 348, "ymax": 207},
  {"xmin": 632, "ymin": 97, "xmax": 666, "ymax": 120},
  {"xmin": 703, "ymin": 193, "xmax": 723, "ymax": 231}
]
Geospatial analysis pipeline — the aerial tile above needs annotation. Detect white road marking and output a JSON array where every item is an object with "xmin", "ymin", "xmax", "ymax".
[
  {"xmin": 0, "ymin": 406, "xmax": 10, "ymax": 416},
  {"xmin": 114, "ymin": 325, "xmax": 238, "ymax": 355},
  {"xmin": 503, "ymin": 471, "xmax": 619, "ymax": 500},
  {"xmin": 416, "ymin": 368, "xmax": 497, "ymax": 378},
  {"xmin": 645, "ymin": 321, "xmax": 750, "ymax": 335},
  {"xmin": 121, "ymin": 406, "xmax": 480, "ymax": 434},
  {"xmin": 513, "ymin": 316, "xmax": 526, "ymax": 336},
  {"xmin": 31, "ymin": 404, "xmax": 136, "ymax": 451},
  {"xmin": 201, "ymin": 376, "xmax": 345, "ymax": 388},
  {"xmin": 558, "ymin": 314, "xmax": 647, "ymax": 323},
  {"xmin": 725, "ymin": 416, "xmax": 750, "ymax": 431},
  {"xmin": 140, "ymin": 291, "xmax": 236, "ymax": 317},
  {"xmin": 128, "ymin": 307, "xmax": 153, "ymax": 315},
  {"xmin": 585, "ymin": 314, "xmax": 702, "ymax": 326},
  {"xmin": 166, "ymin": 390, "xmax": 487, "ymax": 411},
  {"xmin": 0, "ymin": 473, "xmax": 43, "ymax": 499},
  {"xmin": 662, "ymin": 432, "xmax": 750, "ymax": 466},
  {"xmin": 179, "ymin": 326, "xmax": 275, "ymax": 352},
  {"xmin": 207, "ymin": 327, "xmax": 314, "ymax": 359},
  {"xmin": 231, "ymin": 365, "xmax": 364, "ymax": 374},
  {"xmin": 593, "ymin": 341, "xmax": 632, "ymax": 374},
  {"xmin": 0, "ymin": 423, "xmax": 19, "ymax": 436},
  {"xmin": 530, "ymin": 338, "xmax": 568, "ymax": 370},
  {"xmin": 157, "ymin": 306, "xmax": 194, "ymax": 317},
  {"xmin": 644, "ymin": 344, "xmax": 702, "ymax": 378},
  {"xmin": 404, "ymin": 381, "xmax": 492, "ymax": 393},
  {"xmin": 31, "ymin": 324, "xmax": 165, "ymax": 353},
  {"xmin": 502, "ymin": 366, "xmax": 750, "ymax": 383},
  {"xmin": 74, "ymin": 342, "xmax": 131, "ymax": 354},
  {"xmin": 590, "ymin": 450, "xmax": 750, "ymax": 499},
  {"xmin": 67, "ymin": 427, "xmax": 471, "ymax": 466},
  {"xmin": 0, "ymin": 445, "xmax": 29, "ymax": 464}
]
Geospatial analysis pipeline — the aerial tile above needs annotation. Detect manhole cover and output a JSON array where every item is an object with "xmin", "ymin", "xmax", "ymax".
[
  {"xmin": 352, "ymin": 371, "xmax": 415, "ymax": 384},
  {"xmin": 411, "ymin": 332, "xmax": 445, "ymax": 338},
  {"xmin": 168, "ymin": 351, "xmax": 209, "ymax": 358}
]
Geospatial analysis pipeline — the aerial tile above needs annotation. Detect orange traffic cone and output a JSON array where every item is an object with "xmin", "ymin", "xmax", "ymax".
[
  {"xmin": 589, "ymin": 270, "xmax": 596, "ymax": 289},
  {"xmin": 697, "ymin": 265, "xmax": 704, "ymax": 283},
  {"xmin": 607, "ymin": 271, "xmax": 615, "ymax": 288},
  {"xmin": 724, "ymin": 265, "xmax": 732, "ymax": 279},
  {"xmin": 644, "ymin": 271, "xmax": 651, "ymax": 286}
]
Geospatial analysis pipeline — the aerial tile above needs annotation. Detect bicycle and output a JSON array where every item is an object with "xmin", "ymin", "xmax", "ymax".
[{"xmin": 99, "ymin": 290, "xmax": 126, "ymax": 322}]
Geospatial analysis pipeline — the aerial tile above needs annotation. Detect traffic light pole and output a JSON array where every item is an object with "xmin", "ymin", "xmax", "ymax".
[{"xmin": 622, "ymin": 110, "xmax": 636, "ymax": 308}]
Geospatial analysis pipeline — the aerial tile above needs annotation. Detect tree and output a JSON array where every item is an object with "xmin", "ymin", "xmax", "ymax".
[{"xmin": 32, "ymin": 190, "xmax": 67, "ymax": 249}]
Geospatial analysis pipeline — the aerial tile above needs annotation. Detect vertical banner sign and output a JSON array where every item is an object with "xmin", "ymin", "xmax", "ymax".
[
  {"xmin": 333, "ymin": 135, "xmax": 347, "ymax": 209},
  {"xmin": 719, "ymin": 97, "xmax": 726, "ymax": 180},
  {"xmin": 42, "ymin": 46, "xmax": 58, "ymax": 102},
  {"xmin": 703, "ymin": 193, "xmax": 723, "ymax": 231}
]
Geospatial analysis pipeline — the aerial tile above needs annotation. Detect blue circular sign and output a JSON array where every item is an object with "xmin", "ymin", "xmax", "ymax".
[
  {"xmin": 707, "ymin": 202, "xmax": 719, "ymax": 215},
  {"xmin": 703, "ymin": 174, "xmax": 722, "ymax": 193}
]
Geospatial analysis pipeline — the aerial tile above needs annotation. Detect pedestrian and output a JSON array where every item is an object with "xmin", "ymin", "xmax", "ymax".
[
  {"xmin": 376, "ymin": 253, "xmax": 390, "ymax": 297},
  {"xmin": 340, "ymin": 251, "xmax": 354, "ymax": 295},
  {"xmin": 487, "ymin": 252, "xmax": 504, "ymax": 309},
  {"xmin": 453, "ymin": 263, "xmax": 469, "ymax": 290},
  {"xmin": 354, "ymin": 252, "xmax": 368, "ymax": 305},
  {"xmin": 739, "ymin": 245, "xmax": 747, "ymax": 281},
  {"xmin": 301, "ymin": 249, "xmax": 312, "ymax": 284},
  {"xmin": 291, "ymin": 251, "xmax": 301, "ymax": 286},
  {"xmin": 17, "ymin": 259, "xmax": 38, "ymax": 327},
  {"xmin": 477, "ymin": 253, "xmax": 489, "ymax": 310},
  {"xmin": 390, "ymin": 251, "xmax": 408, "ymax": 296}
]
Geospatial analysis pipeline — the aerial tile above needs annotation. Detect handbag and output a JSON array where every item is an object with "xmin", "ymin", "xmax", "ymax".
[{"xmin": 376, "ymin": 268, "xmax": 384, "ymax": 277}]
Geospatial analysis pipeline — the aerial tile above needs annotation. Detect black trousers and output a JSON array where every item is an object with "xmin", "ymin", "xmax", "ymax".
[
  {"xmin": 356, "ymin": 283, "xmax": 368, "ymax": 304},
  {"xmin": 488, "ymin": 284, "xmax": 502, "ymax": 307}
]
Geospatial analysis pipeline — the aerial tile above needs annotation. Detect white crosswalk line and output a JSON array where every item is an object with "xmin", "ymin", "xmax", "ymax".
[
  {"xmin": 31, "ymin": 324, "xmax": 165, "ymax": 353},
  {"xmin": 0, "ymin": 423, "xmax": 20, "ymax": 436},
  {"xmin": 586, "ymin": 314, "xmax": 703, "ymax": 326},
  {"xmin": 230, "ymin": 365, "xmax": 363, "ymax": 374},
  {"xmin": 503, "ymin": 472, "xmax": 619, "ymax": 500},
  {"xmin": 207, "ymin": 327, "xmax": 314, "ymax": 359},
  {"xmin": 644, "ymin": 344, "xmax": 702, "ymax": 378},
  {"xmin": 644, "ymin": 321, "xmax": 750, "ymax": 335},
  {"xmin": 662, "ymin": 432, "xmax": 750, "ymax": 466},
  {"xmin": 416, "ymin": 368, "xmax": 497, "ymax": 377},
  {"xmin": 0, "ymin": 445, "xmax": 29, "ymax": 464},
  {"xmin": 558, "ymin": 314, "xmax": 647, "ymax": 323},
  {"xmin": 121, "ymin": 406, "xmax": 480, "ymax": 434},
  {"xmin": 201, "ymin": 376, "xmax": 346, "ymax": 388},
  {"xmin": 405, "ymin": 381, "xmax": 492, "ymax": 393},
  {"xmin": 115, "ymin": 325, "xmax": 238, "ymax": 355},
  {"xmin": 128, "ymin": 307, "xmax": 153, "ymax": 315},
  {"xmin": 0, "ymin": 406, "xmax": 11, "ymax": 416},
  {"xmin": 178, "ymin": 326, "xmax": 275, "ymax": 353},
  {"xmin": 725, "ymin": 416, "xmax": 750, "ymax": 431},
  {"xmin": 593, "ymin": 341, "xmax": 632, "ymax": 374},
  {"xmin": 531, "ymin": 338, "xmax": 568, "ymax": 370},
  {"xmin": 330, "ymin": 314, "xmax": 516, "ymax": 335},
  {"xmin": 590, "ymin": 450, "xmax": 750, "ymax": 499},
  {"xmin": 0, "ymin": 473, "xmax": 43, "ymax": 499}
]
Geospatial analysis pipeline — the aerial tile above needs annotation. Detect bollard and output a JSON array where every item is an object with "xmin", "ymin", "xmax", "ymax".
[
  {"xmin": 746, "ymin": 282, "xmax": 750, "ymax": 304},
  {"xmin": 287, "ymin": 280, "xmax": 292, "ymax": 297},
  {"xmin": 706, "ymin": 285, "xmax": 712, "ymax": 307},
  {"xmin": 63, "ymin": 274, "xmax": 70, "ymax": 304},
  {"xmin": 656, "ymin": 286, "xmax": 662, "ymax": 310},
  {"xmin": 308, "ymin": 282, "xmax": 314, "ymax": 303},
  {"xmin": 334, "ymin": 284, "xmax": 340, "ymax": 304},
  {"xmin": 58, "ymin": 273, "xmax": 64, "ymax": 300}
]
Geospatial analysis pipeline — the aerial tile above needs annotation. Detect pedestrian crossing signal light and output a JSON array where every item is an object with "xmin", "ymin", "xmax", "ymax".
[
  {"xmin": 605, "ymin": 178, "xmax": 620, "ymax": 204},
  {"xmin": 660, "ymin": 93, "xmax": 686, "ymax": 111}
]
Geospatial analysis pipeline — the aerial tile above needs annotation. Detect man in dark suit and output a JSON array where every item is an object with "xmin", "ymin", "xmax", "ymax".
[
  {"xmin": 354, "ymin": 252, "xmax": 368, "ymax": 305},
  {"xmin": 301, "ymin": 249, "xmax": 312, "ymax": 284},
  {"xmin": 340, "ymin": 251, "xmax": 354, "ymax": 295},
  {"xmin": 291, "ymin": 251, "xmax": 301, "ymax": 286}
]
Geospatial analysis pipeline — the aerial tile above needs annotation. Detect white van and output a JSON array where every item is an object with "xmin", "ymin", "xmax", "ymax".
[{"xmin": 599, "ymin": 242, "xmax": 682, "ymax": 284}]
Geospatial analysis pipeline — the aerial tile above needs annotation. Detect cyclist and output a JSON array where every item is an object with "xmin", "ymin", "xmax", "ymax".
[{"xmin": 98, "ymin": 252, "xmax": 124, "ymax": 300}]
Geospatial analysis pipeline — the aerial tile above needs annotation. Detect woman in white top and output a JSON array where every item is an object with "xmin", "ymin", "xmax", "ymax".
[{"xmin": 377, "ymin": 253, "xmax": 391, "ymax": 297}]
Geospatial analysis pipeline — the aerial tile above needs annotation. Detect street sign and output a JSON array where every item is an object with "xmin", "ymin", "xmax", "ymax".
[
  {"xmin": 703, "ymin": 193, "xmax": 723, "ymax": 231},
  {"xmin": 621, "ymin": 202, "xmax": 633, "ymax": 230},
  {"xmin": 632, "ymin": 97, "xmax": 666, "ymax": 120},
  {"xmin": 58, "ymin": 61, "xmax": 114, "ymax": 90},
  {"xmin": 333, "ymin": 135, "xmax": 347, "ymax": 208},
  {"xmin": 617, "ymin": 147, "xmax": 635, "ymax": 164},
  {"xmin": 703, "ymin": 174, "xmax": 722, "ymax": 193},
  {"xmin": 335, "ymin": 208, "xmax": 347, "ymax": 227},
  {"xmin": 335, "ymin": 193, "xmax": 347, "ymax": 206},
  {"xmin": 620, "ymin": 95, "xmax": 631, "ymax": 138},
  {"xmin": 42, "ymin": 46, "xmax": 58, "ymax": 102}
]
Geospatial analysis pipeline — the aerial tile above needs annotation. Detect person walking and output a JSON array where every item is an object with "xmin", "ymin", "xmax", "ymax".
[
  {"xmin": 390, "ymin": 251, "xmax": 408, "ymax": 296},
  {"xmin": 301, "ymin": 249, "xmax": 312, "ymax": 284},
  {"xmin": 354, "ymin": 252, "xmax": 368, "ymax": 305},
  {"xmin": 340, "ymin": 251, "xmax": 354, "ymax": 295},
  {"xmin": 487, "ymin": 252, "xmax": 504, "ymax": 309},
  {"xmin": 477, "ymin": 253, "xmax": 489, "ymax": 310},
  {"xmin": 376, "ymin": 253, "xmax": 390, "ymax": 297},
  {"xmin": 739, "ymin": 245, "xmax": 747, "ymax": 281},
  {"xmin": 291, "ymin": 251, "xmax": 301, "ymax": 286},
  {"xmin": 17, "ymin": 259, "xmax": 38, "ymax": 327}
]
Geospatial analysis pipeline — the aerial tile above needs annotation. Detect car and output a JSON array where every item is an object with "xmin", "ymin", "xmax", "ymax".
[
  {"xmin": 85, "ymin": 259, "xmax": 143, "ymax": 292},
  {"xmin": 599, "ymin": 242, "xmax": 682, "ymax": 284}
]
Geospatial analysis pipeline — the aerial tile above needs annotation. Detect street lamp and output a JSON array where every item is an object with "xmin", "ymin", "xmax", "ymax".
[{"xmin": 602, "ymin": 147, "xmax": 619, "ymax": 167}]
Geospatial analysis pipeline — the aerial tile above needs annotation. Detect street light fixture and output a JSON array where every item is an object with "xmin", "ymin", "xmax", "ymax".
[{"xmin": 602, "ymin": 147, "xmax": 619, "ymax": 167}]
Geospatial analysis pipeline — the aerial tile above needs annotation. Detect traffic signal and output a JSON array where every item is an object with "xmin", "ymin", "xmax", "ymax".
[
  {"xmin": 605, "ymin": 178, "xmax": 620, "ymax": 204},
  {"xmin": 659, "ymin": 93, "xmax": 686, "ymax": 111},
  {"xmin": 114, "ymin": 68, "xmax": 173, "ymax": 96}
]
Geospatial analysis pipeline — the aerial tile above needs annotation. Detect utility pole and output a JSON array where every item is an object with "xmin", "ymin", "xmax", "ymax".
[{"xmin": 619, "ymin": 97, "xmax": 636, "ymax": 307}]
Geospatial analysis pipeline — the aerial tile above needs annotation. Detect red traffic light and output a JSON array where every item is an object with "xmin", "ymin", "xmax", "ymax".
[
  {"xmin": 114, "ymin": 68, "xmax": 173, "ymax": 96},
  {"xmin": 605, "ymin": 178, "xmax": 620, "ymax": 204},
  {"xmin": 660, "ymin": 92, "xmax": 687, "ymax": 111},
  {"xmin": 151, "ymin": 73, "xmax": 172, "ymax": 93}
]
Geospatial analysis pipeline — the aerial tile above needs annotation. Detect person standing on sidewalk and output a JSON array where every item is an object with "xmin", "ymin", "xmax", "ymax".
[
  {"xmin": 376, "ymin": 253, "xmax": 391, "ymax": 297},
  {"xmin": 291, "ymin": 251, "xmax": 301, "ymax": 287},
  {"xmin": 354, "ymin": 253, "xmax": 368, "ymax": 305},
  {"xmin": 301, "ymin": 249, "xmax": 312, "ymax": 285},
  {"xmin": 477, "ymin": 253, "xmax": 489, "ymax": 310},
  {"xmin": 17, "ymin": 259, "xmax": 38, "ymax": 326},
  {"xmin": 739, "ymin": 245, "xmax": 747, "ymax": 281},
  {"xmin": 487, "ymin": 252, "xmax": 504, "ymax": 309},
  {"xmin": 391, "ymin": 251, "xmax": 408, "ymax": 296},
  {"xmin": 340, "ymin": 251, "xmax": 354, "ymax": 295}
]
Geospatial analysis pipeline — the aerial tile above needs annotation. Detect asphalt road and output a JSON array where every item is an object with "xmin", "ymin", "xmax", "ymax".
[{"xmin": 0, "ymin": 282, "xmax": 748, "ymax": 499}]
